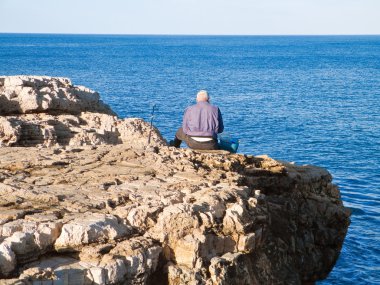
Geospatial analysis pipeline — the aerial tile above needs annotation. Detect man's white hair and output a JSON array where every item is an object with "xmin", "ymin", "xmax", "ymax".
[{"xmin": 196, "ymin": 90, "xmax": 209, "ymax": 102}]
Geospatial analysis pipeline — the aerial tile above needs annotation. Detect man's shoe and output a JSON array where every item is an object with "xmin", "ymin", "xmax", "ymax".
[{"xmin": 169, "ymin": 139, "xmax": 181, "ymax": 148}]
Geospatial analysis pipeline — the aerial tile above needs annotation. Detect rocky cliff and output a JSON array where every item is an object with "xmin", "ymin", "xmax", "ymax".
[
  {"xmin": 0, "ymin": 76, "xmax": 165, "ymax": 148},
  {"xmin": 0, "ymin": 76, "xmax": 350, "ymax": 285}
]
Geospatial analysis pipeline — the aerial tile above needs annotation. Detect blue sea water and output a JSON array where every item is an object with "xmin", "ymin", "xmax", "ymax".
[{"xmin": 0, "ymin": 34, "xmax": 379, "ymax": 284}]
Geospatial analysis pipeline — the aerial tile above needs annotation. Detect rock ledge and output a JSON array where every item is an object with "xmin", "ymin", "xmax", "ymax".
[{"xmin": 0, "ymin": 76, "xmax": 350, "ymax": 285}]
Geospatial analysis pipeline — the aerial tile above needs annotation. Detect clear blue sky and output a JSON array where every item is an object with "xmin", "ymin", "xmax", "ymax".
[{"xmin": 1, "ymin": 0, "xmax": 379, "ymax": 35}]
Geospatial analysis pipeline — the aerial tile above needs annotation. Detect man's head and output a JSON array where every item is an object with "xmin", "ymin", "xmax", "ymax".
[{"xmin": 196, "ymin": 90, "xmax": 209, "ymax": 102}]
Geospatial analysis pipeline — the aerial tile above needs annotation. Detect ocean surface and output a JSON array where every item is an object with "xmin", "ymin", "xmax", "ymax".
[{"xmin": 0, "ymin": 34, "xmax": 379, "ymax": 284}]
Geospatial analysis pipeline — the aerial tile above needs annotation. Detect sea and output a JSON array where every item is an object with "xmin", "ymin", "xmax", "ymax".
[{"xmin": 0, "ymin": 34, "xmax": 379, "ymax": 284}]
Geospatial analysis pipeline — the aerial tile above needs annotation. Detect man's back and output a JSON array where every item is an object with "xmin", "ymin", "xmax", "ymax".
[
  {"xmin": 183, "ymin": 101, "xmax": 224, "ymax": 138},
  {"xmin": 171, "ymin": 90, "xmax": 223, "ymax": 150}
]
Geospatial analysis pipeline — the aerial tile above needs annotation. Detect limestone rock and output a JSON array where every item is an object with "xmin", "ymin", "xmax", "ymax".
[
  {"xmin": 34, "ymin": 221, "xmax": 63, "ymax": 251},
  {"xmin": 0, "ymin": 117, "xmax": 20, "ymax": 147},
  {"xmin": 0, "ymin": 209, "xmax": 26, "ymax": 225},
  {"xmin": 0, "ymin": 243, "xmax": 16, "ymax": 277},
  {"xmin": 100, "ymin": 237, "xmax": 162, "ymax": 284},
  {"xmin": 4, "ymin": 232, "xmax": 39, "ymax": 264},
  {"xmin": 0, "ymin": 76, "xmax": 350, "ymax": 284},
  {"xmin": 208, "ymin": 252, "xmax": 258, "ymax": 285},
  {"xmin": 55, "ymin": 213, "xmax": 130, "ymax": 251},
  {"xmin": 0, "ymin": 219, "xmax": 63, "ymax": 277},
  {"xmin": 0, "ymin": 76, "xmax": 113, "ymax": 115},
  {"xmin": 14, "ymin": 238, "xmax": 161, "ymax": 285},
  {"xmin": 0, "ymin": 76, "xmax": 167, "ymax": 148}
]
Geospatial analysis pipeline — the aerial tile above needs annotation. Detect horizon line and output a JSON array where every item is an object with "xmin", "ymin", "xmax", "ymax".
[{"xmin": 1, "ymin": 32, "xmax": 380, "ymax": 37}]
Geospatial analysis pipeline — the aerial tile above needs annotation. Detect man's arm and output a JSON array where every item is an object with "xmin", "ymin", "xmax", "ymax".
[
  {"xmin": 182, "ymin": 108, "xmax": 190, "ymax": 134},
  {"xmin": 217, "ymin": 108, "xmax": 224, "ymax": 133}
]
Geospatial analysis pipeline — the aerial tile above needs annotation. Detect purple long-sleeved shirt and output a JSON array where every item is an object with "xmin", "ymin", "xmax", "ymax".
[{"xmin": 182, "ymin": 101, "xmax": 224, "ymax": 138}]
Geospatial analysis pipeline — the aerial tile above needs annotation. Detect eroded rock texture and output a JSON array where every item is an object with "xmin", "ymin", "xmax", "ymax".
[
  {"xmin": 0, "ymin": 76, "xmax": 166, "ymax": 148},
  {"xmin": 0, "ymin": 76, "xmax": 350, "ymax": 285}
]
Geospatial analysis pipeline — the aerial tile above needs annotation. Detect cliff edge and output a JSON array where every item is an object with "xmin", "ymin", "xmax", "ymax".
[{"xmin": 0, "ymin": 76, "xmax": 350, "ymax": 285}]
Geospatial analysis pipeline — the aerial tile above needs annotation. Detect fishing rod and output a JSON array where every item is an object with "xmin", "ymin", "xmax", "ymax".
[{"xmin": 147, "ymin": 104, "xmax": 157, "ymax": 144}]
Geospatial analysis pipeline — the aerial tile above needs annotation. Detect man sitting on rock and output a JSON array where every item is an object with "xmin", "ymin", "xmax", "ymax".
[{"xmin": 170, "ymin": 90, "xmax": 224, "ymax": 150}]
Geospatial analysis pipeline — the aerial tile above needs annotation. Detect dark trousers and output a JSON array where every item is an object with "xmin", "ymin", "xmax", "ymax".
[{"xmin": 173, "ymin": 128, "xmax": 218, "ymax": 150}]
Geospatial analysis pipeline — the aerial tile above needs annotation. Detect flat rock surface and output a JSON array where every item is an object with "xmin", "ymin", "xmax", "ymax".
[{"xmin": 0, "ymin": 145, "xmax": 350, "ymax": 285}]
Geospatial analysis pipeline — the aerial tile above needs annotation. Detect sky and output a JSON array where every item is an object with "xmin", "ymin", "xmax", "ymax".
[{"xmin": 0, "ymin": 0, "xmax": 379, "ymax": 35}]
